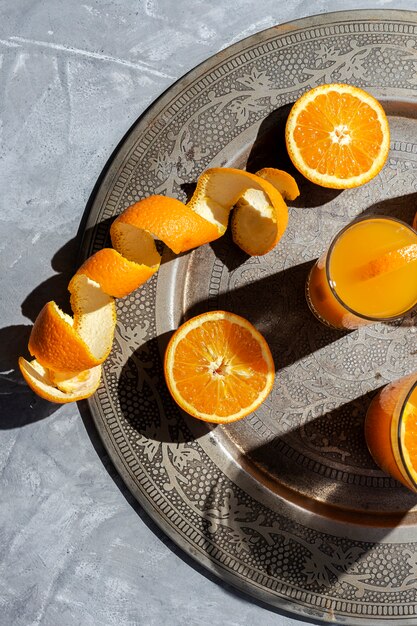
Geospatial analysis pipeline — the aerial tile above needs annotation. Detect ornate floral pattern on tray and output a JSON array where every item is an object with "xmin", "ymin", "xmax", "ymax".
[{"xmin": 82, "ymin": 11, "xmax": 417, "ymax": 624}]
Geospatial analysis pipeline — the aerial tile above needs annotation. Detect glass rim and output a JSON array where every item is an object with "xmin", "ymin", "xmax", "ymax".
[
  {"xmin": 325, "ymin": 214, "xmax": 417, "ymax": 323},
  {"xmin": 397, "ymin": 378, "xmax": 417, "ymax": 490}
]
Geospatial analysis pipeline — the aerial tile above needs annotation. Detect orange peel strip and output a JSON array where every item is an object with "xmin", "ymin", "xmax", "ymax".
[
  {"xmin": 19, "ymin": 357, "xmax": 102, "ymax": 403},
  {"xmin": 110, "ymin": 195, "xmax": 222, "ymax": 257},
  {"xmin": 28, "ymin": 300, "xmax": 104, "ymax": 372},
  {"xmin": 75, "ymin": 248, "xmax": 157, "ymax": 298},
  {"xmin": 21, "ymin": 166, "xmax": 297, "ymax": 403},
  {"xmin": 355, "ymin": 244, "xmax": 417, "ymax": 281},
  {"xmin": 110, "ymin": 167, "xmax": 292, "ymax": 259},
  {"xmin": 255, "ymin": 167, "xmax": 300, "ymax": 201},
  {"xmin": 28, "ymin": 276, "xmax": 116, "ymax": 373}
]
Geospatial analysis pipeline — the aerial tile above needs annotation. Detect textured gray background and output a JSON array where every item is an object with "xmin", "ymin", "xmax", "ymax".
[{"xmin": 2, "ymin": 2, "xmax": 417, "ymax": 625}]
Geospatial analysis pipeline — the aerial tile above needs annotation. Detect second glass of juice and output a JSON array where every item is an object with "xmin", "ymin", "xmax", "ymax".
[
  {"xmin": 365, "ymin": 372, "xmax": 417, "ymax": 492},
  {"xmin": 306, "ymin": 216, "xmax": 417, "ymax": 329}
]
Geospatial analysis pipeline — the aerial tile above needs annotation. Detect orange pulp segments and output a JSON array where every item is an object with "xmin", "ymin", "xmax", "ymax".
[
  {"xmin": 285, "ymin": 83, "xmax": 390, "ymax": 189},
  {"xmin": 164, "ymin": 311, "xmax": 275, "ymax": 423}
]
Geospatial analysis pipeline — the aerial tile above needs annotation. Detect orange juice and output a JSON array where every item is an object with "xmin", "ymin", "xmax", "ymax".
[
  {"xmin": 306, "ymin": 217, "xmax": 417, "ymax": 329},
  {"xmin": 365, "ymin": 373, "xmax": 417, "ymax": 492}
]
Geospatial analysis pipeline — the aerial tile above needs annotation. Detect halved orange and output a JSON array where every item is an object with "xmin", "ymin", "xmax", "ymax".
[
  {"xmin": 285, "ymin": 83, "xmax": 390, "ymax": 189},
  {"xmin": 164, "ymin": 311, "xmax": 274, "ymax": 423}
]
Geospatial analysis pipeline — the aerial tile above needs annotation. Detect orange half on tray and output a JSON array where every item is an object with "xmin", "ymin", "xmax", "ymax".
[
  {"xmin": 285, "ymin": 83, "xmax": 390, "ymax": 189},
  {"xmin": 164, "ymin": 311, "xmax": 275, "ymax": 423}
]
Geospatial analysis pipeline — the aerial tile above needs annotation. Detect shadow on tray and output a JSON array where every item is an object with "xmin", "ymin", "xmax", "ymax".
[
  {"xmin": 0, "ymin": 216, "xmax": 98, "ymax": 428},
  {"xmin": 116, "ymin": 331, "xmax": 201, "ymax": 445},
  {"xmin": 114, "ymin": 334, "xmax": 417, "ymax": 623},
  {"xmin": 185, "ymin": 258, "xmax": 352, "ymax": 371},
  {"xmin": 197, "ymin": 390, "xmax": 417, "ymax": 620},
  {"xmin": 358, "ymin": 190, "xmax": 417, "ymax": 225}
]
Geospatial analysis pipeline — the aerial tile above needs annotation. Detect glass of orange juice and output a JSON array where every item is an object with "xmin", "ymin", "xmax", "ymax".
[
  {"xmin": 365, "ymin": 372, "xmax": 417, "ymax": 492},
  {"xmin": 306, "ymin": 216, "xmax": 417, "ymax": 329}
]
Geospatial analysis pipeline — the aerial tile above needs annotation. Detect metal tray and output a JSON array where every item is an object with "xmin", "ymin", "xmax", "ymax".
[{"xmin": 82, "ymin": 10, "xmax": 417, "ymax": 623}]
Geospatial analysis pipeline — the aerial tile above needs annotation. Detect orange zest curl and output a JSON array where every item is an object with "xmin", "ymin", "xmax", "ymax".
[{"xmin": 19, "ymin": 167, "xmax": 298, "ymax": 404}]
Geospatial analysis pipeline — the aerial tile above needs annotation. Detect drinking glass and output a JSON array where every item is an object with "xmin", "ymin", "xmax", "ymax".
[
  {"xmin": 305, "ymin": 216, "xmax": 417, "ymax": 330},
  {"xmin": 365, "ymin": 372, "xmax": 417, "ymax": 492}
]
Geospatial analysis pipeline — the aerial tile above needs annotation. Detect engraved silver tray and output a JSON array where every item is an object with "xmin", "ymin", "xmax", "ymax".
[{"xmin": 81, "ymin": 11, "xmax": 417, "ymax": 624}]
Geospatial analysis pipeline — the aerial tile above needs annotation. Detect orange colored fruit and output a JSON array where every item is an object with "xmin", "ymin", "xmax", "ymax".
[
  {"xmin": 75, "ymin": 248, "xmax": 157, "ymax": 298},
  {"xmin": 29, "ymin": 275, "xmax": 116, "ymax": 372},
  {"xmin": 413, "ymin": 212, "xmax": 417, "ymax": 231},
  {"xmin": 19, "ymin": 357, "xmax": 102, "ymax": 403},
  {"xmin": 285, "ymin": 83, "xmax": 390, "ymax": 189},
  {"xmin": 164, "ymin": 311, "xmax": 274, "ymax": 423},
  {"xmin": 21, "ymin": 166, "xmax": 295, "ymax": 404},
  {"xmin": 356, "ymin": 244, "xmax": 417, "ymax": 281},
  {"xmin": 111, "ymin": 195, "xmax": 222, "ymax": 257},
  {"xmin": 255, "ymin": 167, "xmax": 300, "ymax": 201},
  {"xmin": 28, "ymin": 301, "xmax": 102, "ymax": 372},
  {"xmin": 110, "ymin": 168, "xmax": 293, "ymax": 260},
  {"xmin": 194, "ymin": 167, "xmax": 290, "ymax": 256}
]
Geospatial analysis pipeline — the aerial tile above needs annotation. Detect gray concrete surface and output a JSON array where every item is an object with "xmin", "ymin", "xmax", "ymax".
[{"xmin": 2, "ymin": 1, "xmax": 417, "ymax": 625}]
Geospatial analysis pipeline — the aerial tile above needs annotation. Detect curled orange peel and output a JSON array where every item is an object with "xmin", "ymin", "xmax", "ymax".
[
  {"xmin": 19, "ymin": 166, "xmax": 298, "ymax": 403},
  {"xmin": 19, "ymin": 358, "xmax": 102, "ymax": 403},
  {"xmin": 109, "ymin": 167, "xmax": 296, "ymax": 260}
]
